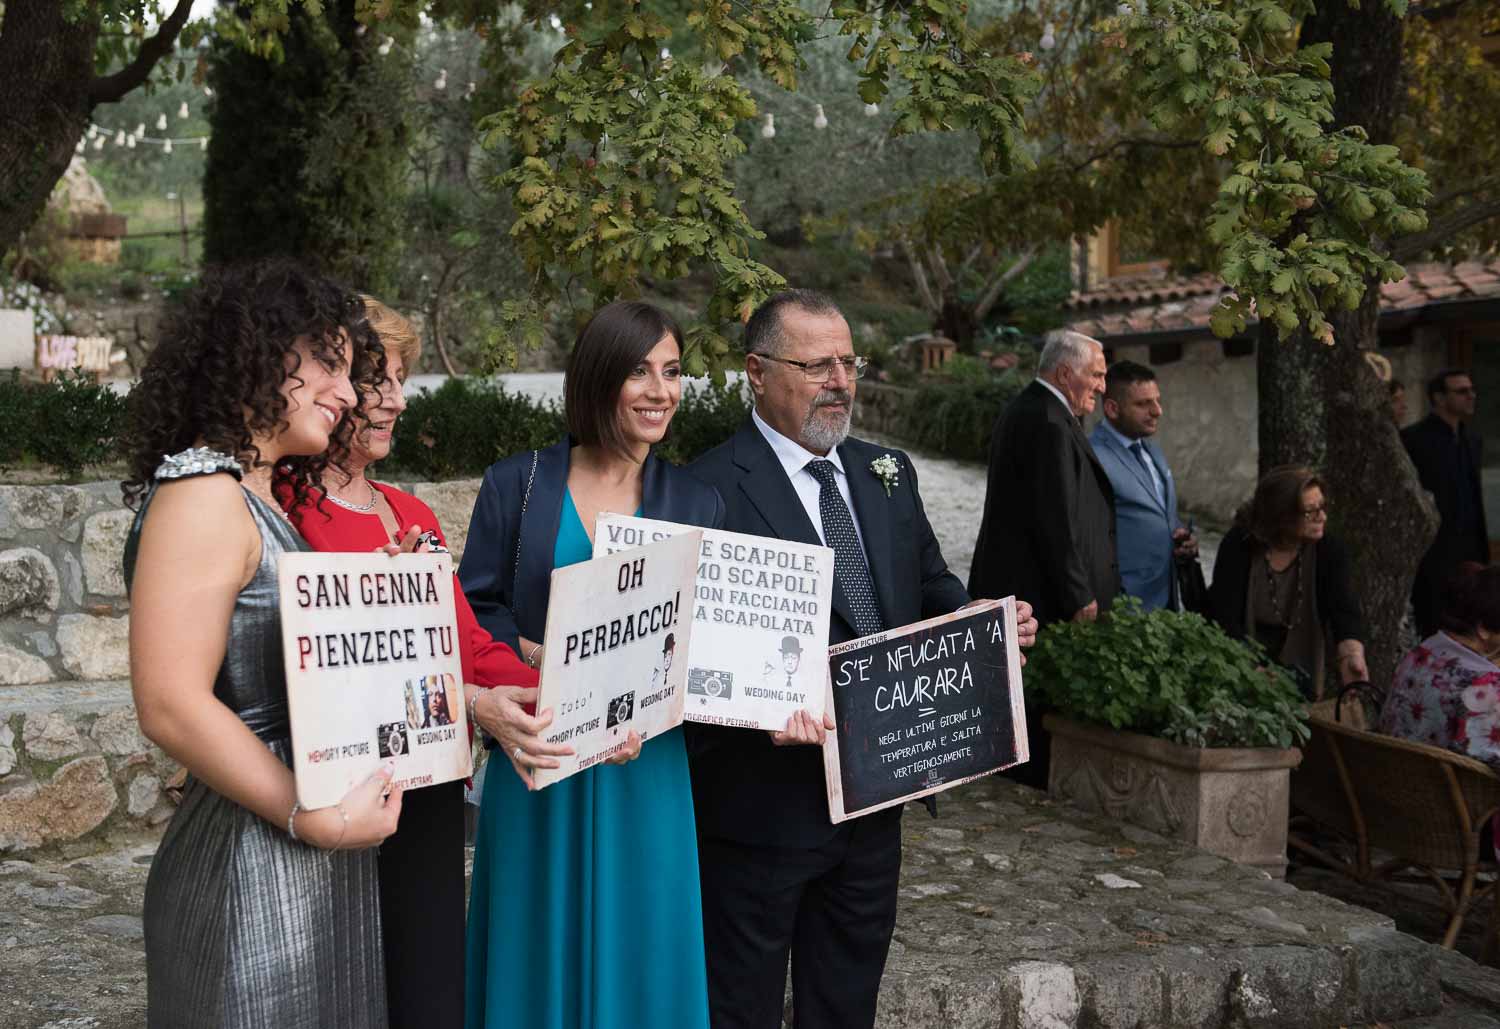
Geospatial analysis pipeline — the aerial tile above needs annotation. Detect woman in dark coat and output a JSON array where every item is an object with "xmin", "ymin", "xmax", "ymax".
[{"xmin": 1208, "ymin": 466, "xmax": 1368, "ymax": 699}]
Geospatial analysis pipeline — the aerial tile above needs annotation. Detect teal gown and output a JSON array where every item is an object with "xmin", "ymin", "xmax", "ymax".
[{"xmin": 465, "ymin": 491, "xmax": 711, "ymax": 1029}]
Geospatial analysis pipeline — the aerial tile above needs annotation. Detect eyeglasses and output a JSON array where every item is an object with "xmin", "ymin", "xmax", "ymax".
[
  {"xmin": 1302, "ymin": 504, "xmax": 1329, "ymax": 519},
  {"xmin": 754, "ymin": 354, "xmax": 869, "ymax": 383},
  {"xmin": 1448, "ymin": 386, "xmax": 1477, "ymax": 396}
]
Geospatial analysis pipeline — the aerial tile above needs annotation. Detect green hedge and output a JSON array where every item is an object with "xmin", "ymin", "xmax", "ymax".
[
  {"xmin": 894, "ymin": 371, "xmax": 1027, "ymax": 462},
  {"xmin": 380, "ymin": 377, "xmax": 750, "ymax": 480},
  {"xmin": 0, "ymin": 374, "xmax": 748, "ymax": 482},
  {"xmin": 0, "ymin": 372, "xmax": 129, "ymax": 476}
]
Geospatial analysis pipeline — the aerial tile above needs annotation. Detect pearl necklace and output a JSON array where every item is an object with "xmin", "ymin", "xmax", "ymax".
[{"xmin": 326, "ymin": 481, "xmax": 378, "ymax": 513}]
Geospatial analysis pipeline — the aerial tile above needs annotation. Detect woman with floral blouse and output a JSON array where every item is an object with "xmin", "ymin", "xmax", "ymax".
[{"xmin": 1380, "ymin": 563, "xmax": 1500, "ymax": 763}]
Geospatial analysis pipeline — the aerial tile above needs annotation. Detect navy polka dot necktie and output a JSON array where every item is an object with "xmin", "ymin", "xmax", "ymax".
[{"xmin": 806, "ymin": 459, "xmax": 884, "ymax": 637}]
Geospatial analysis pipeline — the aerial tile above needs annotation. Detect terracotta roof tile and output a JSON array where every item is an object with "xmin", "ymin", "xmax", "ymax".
[{"xmin": 1066, "ymin": 257, "xmax": 1500, "ymax": 341}]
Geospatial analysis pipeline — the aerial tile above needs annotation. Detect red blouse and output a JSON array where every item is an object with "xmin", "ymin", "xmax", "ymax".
[{"xmin": 284, "ymin": 481, "xmax": 539, "ymax": 693}]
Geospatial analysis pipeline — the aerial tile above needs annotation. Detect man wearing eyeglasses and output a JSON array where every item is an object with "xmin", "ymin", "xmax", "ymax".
[
  {"xmin": 687, "ymin": 289, "xmax": 1036, "ymax": 1029},
  {"xmin": 1403, "ymin": 368, "xmax": 1490, "ymax": 636}
]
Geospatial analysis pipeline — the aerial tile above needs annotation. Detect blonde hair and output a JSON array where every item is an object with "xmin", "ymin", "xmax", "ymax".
[{"xmin": 358, "ymin": 294, "xmax": 421, "ymax": 378}]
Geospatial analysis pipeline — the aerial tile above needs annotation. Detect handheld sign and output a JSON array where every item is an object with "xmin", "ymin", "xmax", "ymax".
[
  {"xmin": 533, "ymin": 531, "xmax": 702, "ymax": 789},
  {"xmin": 279, "ymin": 551, "xmax": 470, "ymax": 808},
  {"xmin": 822, "ymin": 599, "xmax": 1028, "ymax": 823},
  {"xmin": 593, "ymin": 514, "xmax": 835, "ymax": 731}
]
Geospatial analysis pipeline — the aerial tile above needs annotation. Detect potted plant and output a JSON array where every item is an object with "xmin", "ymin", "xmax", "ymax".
[{"xmin": 1025, "ymin": 600, "xmax": 1309, "ymax": 876}]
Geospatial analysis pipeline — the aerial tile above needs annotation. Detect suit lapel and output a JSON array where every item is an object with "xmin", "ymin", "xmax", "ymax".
[
  {"xmin": 839, "ymin": 441, "xmax": 896, "ymax": 630},
  {"xmin": 731, "ymin": 423, "xmax": 821, "ymax": 548}
]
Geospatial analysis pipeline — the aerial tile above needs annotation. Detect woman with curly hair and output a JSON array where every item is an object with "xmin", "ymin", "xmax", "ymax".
[
  {"xmin": 124, "ymin": 260, "xmax": 404, "ymax": 1028},
  {"xmin": 283, "ymin": 297, "xmax": 540, "ymax": 1029}
]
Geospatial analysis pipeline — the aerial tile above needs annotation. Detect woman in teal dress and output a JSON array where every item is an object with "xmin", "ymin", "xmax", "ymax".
[{"xmin": 460, "ymin": 301, "xmax": 722, "ymax": 1028}]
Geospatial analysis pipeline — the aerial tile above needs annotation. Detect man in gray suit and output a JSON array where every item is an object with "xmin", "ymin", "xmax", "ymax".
[{"xmin": 1088, "ymin": 360, "xmax": 1197, "ymax": 612}]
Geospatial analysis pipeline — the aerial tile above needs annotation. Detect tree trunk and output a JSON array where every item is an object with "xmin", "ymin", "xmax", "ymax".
[
  {"xmin": 0, "ymin": 0, "xmax": 97, "ymax": 258},
  {"xmin": 1256, "ymin": 3, "xmax": 1439, "ymax": 688}
]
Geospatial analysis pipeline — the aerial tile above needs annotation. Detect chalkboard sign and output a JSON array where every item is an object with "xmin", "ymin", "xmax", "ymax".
[{"xmin": 821, "ymin": 599, "xmax": 1029, "ymax": 823}]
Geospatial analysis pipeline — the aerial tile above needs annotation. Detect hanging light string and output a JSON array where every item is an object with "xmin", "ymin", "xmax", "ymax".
[{"xmin": 744, "ymin": 83, "xmax": 862, "ymax": 140}]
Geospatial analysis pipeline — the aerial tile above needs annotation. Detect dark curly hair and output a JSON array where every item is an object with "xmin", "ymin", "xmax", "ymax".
[{"xmin": 122, "ymin": 260, "xmax": 385, "ymax": 511}]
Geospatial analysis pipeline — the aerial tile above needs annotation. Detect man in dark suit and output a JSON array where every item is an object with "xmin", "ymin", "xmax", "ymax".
[
  {"xmin": 1404, "ymin": 367, "xmax": 1490, "ymax": 636},
  {"xmin": 688, "ymin": 289, "xmax": 1035, "ymax": 1029},
  {"xmin": 968, "ymin": 328, "xmax": 1117, "ymax": 787}
]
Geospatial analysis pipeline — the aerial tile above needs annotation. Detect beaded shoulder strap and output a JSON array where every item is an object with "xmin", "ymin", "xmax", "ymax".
[
  {"xmin": 154, "ymin": 447, "xmax": 244, "ymax": 482},
  {"xmin": 511, "ymin": 449, "xmax": 539, "ymax": 608}
]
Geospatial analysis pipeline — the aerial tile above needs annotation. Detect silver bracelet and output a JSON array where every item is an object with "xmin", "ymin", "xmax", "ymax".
[
  {"xmin": 526, "ymin": 643, "xmax": 543, "ymax": 668},
  {"xmin": 287, "ymin": 800, "xmax": 302, "ymax": 842},
  {"xmin": 333, "ymin": 803, "xmax": 349, "ymax": 849},
  {"xmin": 467, "ymin": 689, "xmax": 480, "ymax": 727}
]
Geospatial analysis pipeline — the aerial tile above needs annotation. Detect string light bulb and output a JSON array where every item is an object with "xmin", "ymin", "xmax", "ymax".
[
  {"xmin": 93, "ymin": 136, "xmax": 105, "ymax": 151},
  {"xmin": 134, "ymin": 123, "xmax": 145, "ymax": 137},
  {"xmin": 126, "ymin": 134, "xmax": 136, "ymax": 149},
  {"xmin": 204, "ymin": 86, "xmax": 214, "ymax": 97},
  {"xmin": 813, "ymin": 104, "xmax": 828, "ymax": 130},
  {"xmin": 114, "ymin": 130, "xmax": 125, "ymax": 146},
  {"xmin": 163, "ymin": 139, "xmax": 172, "ymax": 153},
  {"xmin": 864, "ymin": 102, "xmax": 880, "ymax": 117},
  {"xmin": 465, "ymin": 81, "xmax": 477, "ymax": 99},
  {"xmin": 178, "ymin": 102, "xmax": 189, "ymax": 119},
  {"xmin": 377, "ymin": 36, "xmax": 393, "ymax": 56},
  {"xmin": 76, "ymin": 139, "xmax": 86, "ymax": 154},
  {"xmin": 155, "ymin": 113, "xmax": 168, "ymax": 131},
  {"xmin": 1040, "ymin": 22, "xmax": 1057, "ymax": 49},
  {"xmin": 200, "ymin": 137, "xmax": 208, "ymax": 151},
  {"xmin": 434, "ymin": 69, "xmax": 448, "ymax": 91},
  {"xmin": 760, "ymin": 113, "xmax": 776, "ymax": 139},
  {"xmin": 86, "ymin": 125, "xmax": 98, "ymax": 139}
]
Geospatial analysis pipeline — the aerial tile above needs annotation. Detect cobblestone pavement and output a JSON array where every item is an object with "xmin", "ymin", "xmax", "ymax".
[{"xmin": 7, "ymin": 779, "xmax": 1500, "ymax": 1029}]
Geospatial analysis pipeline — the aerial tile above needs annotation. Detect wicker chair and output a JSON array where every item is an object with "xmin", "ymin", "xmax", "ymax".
[{"xmin": 1289, "ymin": 716, "xmax": 1500, "ymax": 954}]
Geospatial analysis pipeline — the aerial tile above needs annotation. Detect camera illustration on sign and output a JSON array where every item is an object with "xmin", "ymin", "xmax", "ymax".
[
  {"xmin": 593, "ymin": 513, "xmax": 835, "ymax": 731},
  {"xmin": 279, "ymin": 551, "xmax": 472, "ymax": 808}
]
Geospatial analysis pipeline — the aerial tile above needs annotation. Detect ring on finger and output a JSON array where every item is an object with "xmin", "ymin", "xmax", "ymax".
[{"xmin": 513, "ymin": 745, "xmax": 524, "ymax": 762}]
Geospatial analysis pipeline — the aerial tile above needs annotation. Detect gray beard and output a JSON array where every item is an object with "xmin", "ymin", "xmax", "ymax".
[{"xmin": 801, "ymin": 403, "xmax": 851, "ymax": 454}]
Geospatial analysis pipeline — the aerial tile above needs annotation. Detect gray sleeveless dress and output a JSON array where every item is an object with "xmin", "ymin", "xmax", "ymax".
[{"xmin": 125, "ymin": 450, "xmax": 387, "ymax": 1028}]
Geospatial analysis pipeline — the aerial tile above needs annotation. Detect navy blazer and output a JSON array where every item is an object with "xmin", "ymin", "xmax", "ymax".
[
  {"xmin": 1088, "ymin": 423, "xmax": 1181, "ymax": 612},
  {"xmin": 686, "ymin": 418, "xmax": 970, "ymax": 848},
  {"xmin": 458, "ymin": 437, "xmax": 726, "ymax": 658}
]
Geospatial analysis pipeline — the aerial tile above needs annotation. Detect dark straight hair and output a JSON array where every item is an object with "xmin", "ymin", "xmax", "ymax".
[
  {"xmin": 564, "ymin": 300, "xmax": 684, "ymax": 457},
  {"xmin": 1441, "ymin": 563, "xmax": 1500, "ymax": 637},
  {"xmin": 1105, "ymin": 359, "xmax": 1156, "ymax": 402}
]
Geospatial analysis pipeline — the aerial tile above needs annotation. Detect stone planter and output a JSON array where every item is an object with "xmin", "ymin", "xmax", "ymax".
[{"xmin": 1045, "ymin": 714, "xmax": 1302, "ymax": 877}]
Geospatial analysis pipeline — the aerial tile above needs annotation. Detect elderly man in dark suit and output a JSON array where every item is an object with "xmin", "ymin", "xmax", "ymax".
[
  {"xmin": 688, "ymin": 289, "xmax": 1035, "ymax": 1029},
  {"xmin": 1404, "ymin": 367, "xmax": 1490, "ymax": 636},
  {"xmin": 968, "ymin": 328, "xmax": 1117, "ymax": 787}
]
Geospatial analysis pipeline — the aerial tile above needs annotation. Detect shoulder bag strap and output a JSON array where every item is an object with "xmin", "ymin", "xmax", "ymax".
[{"xmin": 511, "ymin": 449, "xmax": 539, "ymax": 615}]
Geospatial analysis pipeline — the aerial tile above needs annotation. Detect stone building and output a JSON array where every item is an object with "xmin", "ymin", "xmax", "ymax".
[{"xmin": 1064, "ymin": 237, "xmax": 1500, "ymax": 524}]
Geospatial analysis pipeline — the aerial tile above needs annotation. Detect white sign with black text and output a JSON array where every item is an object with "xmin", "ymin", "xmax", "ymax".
[
  {"xmin": 279, "ymin": 551, "xmax": 470, "ymax": 809},
  {"xmin": 533, "ymin": 531, "xmax": 702, "ymax": 788},
  {"xmin": 593, "ymin": 514, "xmax": 835, "ymax": 731}
]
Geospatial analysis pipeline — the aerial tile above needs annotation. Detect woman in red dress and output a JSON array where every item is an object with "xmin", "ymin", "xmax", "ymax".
[{"xmin": 284, "ymin": 298, "xmax": 561, "ymax": 1029}]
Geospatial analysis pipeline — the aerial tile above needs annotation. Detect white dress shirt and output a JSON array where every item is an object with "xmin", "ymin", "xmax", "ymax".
[
  {"xmin": 1099, "ymin": 417, "xmax": 1165, "ymax": 504},
  {"xmin": 751, "ymin": 407, "xmax": 869, "ymax": 557}
]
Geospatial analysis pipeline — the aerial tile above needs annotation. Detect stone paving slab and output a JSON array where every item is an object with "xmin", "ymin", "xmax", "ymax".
[{"xmin": 3, "ymin": 778, "xmax": 1499, "ymax": 1028}]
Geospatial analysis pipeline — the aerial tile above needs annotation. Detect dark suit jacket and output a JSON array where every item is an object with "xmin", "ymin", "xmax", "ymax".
[
  {"xmin": 968, "ymin": 380, "xmax": 1119, "ymax": 627},
  {"xmin": 458, "ymin": 437, "xmax": 725, "ymax": 657},
  {"xmin": 687, "ymin": 419, "xmax": 970, "ymax": 849},
  {"xmin": 1207, "ymin": 525, "xmax": 1366, "ymax": 646},
  {"xmin": 1402, "ymin": 414, "xmax": 1489, "ymax": 565}
]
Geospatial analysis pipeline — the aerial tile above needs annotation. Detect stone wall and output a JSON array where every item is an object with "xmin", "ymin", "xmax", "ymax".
[{"xmin": 0, "ymin": 478, "xmax": 483, "ymax": 853}]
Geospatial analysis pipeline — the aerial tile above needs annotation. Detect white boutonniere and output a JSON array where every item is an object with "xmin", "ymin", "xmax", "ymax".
[{"xmin": 870, "ymin": 454, "xmax": 901, "ymax": 497}]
